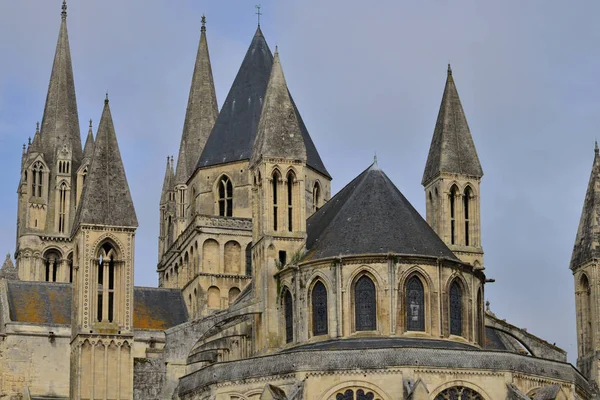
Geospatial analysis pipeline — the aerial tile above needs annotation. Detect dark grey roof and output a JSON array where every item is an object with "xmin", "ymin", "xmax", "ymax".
[
  {"xmin": 282, "ymin": 337, "xmax": 477, "ymax": 352},
  {"xmin": 82, "ymin": 122, "xmax": 95, "ymax": 161},
  {"xmin": 39, "ymin": 5, "xmax": 82, "ymax": 165},
  {"xmin": 177, "ymin": 22, "xmax": 218, "ymax": 181},
  {"xmin": 5, "ymin": 280, "xmax": 187, "ymax": 330},
  {"xmin": 422, "ymin": 66, "xmax": 482, "ymax": 185},
  {"xmin": 73, "ymin": 99, "xmax": 138, "ymax": 229},
  {"xmin": 250, "ymin": 51, "xmax": 306, "ymax": 166},
  {"xmin": 304, "ymin": 163, "xmax": 458, "ymax": 261},
  {"xmin": 571, "ymin": 146, "xmax": 600, "ymax": 268},
  {"xmin": 484, "ymin": 326, "xmax": 529, "ymax": 354},
  {"xmin": 196, "ymin": 27, "xmax": 329, "ymax": 178},
  {"xmin": 533, "ymin": 385, "xmax": 561, "ymax": 400}
]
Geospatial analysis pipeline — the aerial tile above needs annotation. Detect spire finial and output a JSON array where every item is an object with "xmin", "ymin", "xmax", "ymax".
[
  {"xmin": 447, "ymin": 63, "xmax": 452, "ymax": 76},
  {"xmin": 22, "ymin": 143, "xmax": 26, "ymax": 153},
  {"xmin": 595, "ymin": 140, "xmax": 599, "ymax": 155},
  {"xmin": 255, "ymin": 4, "xmax": 262, "ymax": 26},
  {"xmin": 105, "ymin": 92, "xmax": 109, "ymax": 105},
  {"xmin": 89, "ymin": 119, "xmax": 93, "ymax": 129},
  {"xmin": 275, "ymin": 45, "xmax": 278, "ymax": 55},
  {"xmin": 61, "ymin": 0, "xmax": 67, "ymax": 19},
  {"xmin": 36, "ymin": 121, "xmax": 40, "ymax": 134},
  {"xmin": 374, "ymin": 152, "xmax": 378, "ymax": 165},
  {"xmin": 28, "ymin": 137, "xmax": 32, "ymax": 146},
  {"xmin": 201, "ymin": 14, "xmax": 206, "ymax": 32}
]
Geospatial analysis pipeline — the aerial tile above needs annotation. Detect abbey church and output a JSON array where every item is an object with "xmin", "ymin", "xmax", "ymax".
[{"xmin": 1, "ymin": 2, "xmax": 599, "ymax": 399}]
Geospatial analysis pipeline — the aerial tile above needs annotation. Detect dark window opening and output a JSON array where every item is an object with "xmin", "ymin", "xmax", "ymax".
[
  {"xmin": 278, "ymin": 251, "xmax": 287, "ymax": 267},
  {"xmin": 464, "ymin": 187, "xmax": 471, "ymax": 246},
  {"xmin": 218, "ymin": 176, "xmax": 233, "ymax": 217},
  {"xmin": 287, "ymin": 173, "xmax": 294, "ymax": 231},
  {"xmin": 245, "ymin": 243, "xmax": 252, "ymax": 276},
  {"xmin": 312, "ymin": 281, "xmax": 328, "ymax": 336},
  {"xmin": 450, "ymin": 281, "xmax": 463, "ymax": 336},
  {"xmin": 406, "ymin": 276, "xmax": 425, "ymax": 331},
  {"xmin": 450, "ymin": 186, "xmax": 457, "ymax": 245},
  {"xmin": 272, "ymin": 173, "xmax": 279, "ymax": 231},
  {"xmin": 355, "ymin": 275, "xmax": 376, "ymax": 331},
  {"xmin": 284, "ymin": 290, "xmax": 293, "ymax": 343}
]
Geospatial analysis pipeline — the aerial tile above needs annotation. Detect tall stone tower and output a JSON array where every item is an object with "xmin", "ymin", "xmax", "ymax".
[
  {"xmin": 70, "ymin": 97, "xmax": 138, "ymax": 400},
  {"xmin": 16, "ymin": 1, "xmax": 83, "ymax": 282},
  {"xmin": 422, "ymin": 65, "xmax": 484, "ymax": 269},
  {"xmin": 571, "ymin": 142, "xmax": 600, "ymax": 384},
  {"xmin": 250, "ymin": 50, "xmax": 308, "ymax": 352}
]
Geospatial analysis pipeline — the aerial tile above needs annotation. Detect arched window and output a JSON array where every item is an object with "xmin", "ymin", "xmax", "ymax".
[
  {"xmin": 313, "ymin": 182, "xmax": 321, "ymax": 212},
  {"xmin": 335, "ymin": 389, "xmax": 377, "ymax": 400},
  {"xmin": 464, "ymin": 186, "xmax": 472, "ymax": 246},
  {"xmin": 581, "ymin": 275, "xmax": 593, "ymax": 352},
  {"xmin": 311, "ymin": 281, "xmax": 328, "ymax": 336},
  {"xmin": 58, "ymin": 182, "xmax": 68, "ymax": 233},
  {"xmin": 229, "ymin": 287, "xmax": 241, "ymax": 305},
  {"xmin": 476, "ymin": 289, "xmax": 483, "ymax": 345},
  {"xmin": 272, "ymin": 171, "xmax": 280, "ymax": 231},
  {"xmin": 284, "ymin": 289, "xmax": 294, "ymax": 343},
  {"xmin": 355, "ymin": 275, "xmax": 376, "ymax": 331},
  {"xmin": 44, "ymin": 250, "xmax": 60, "ymax": 282},
  {"xmin": 245, "ymin": 243, "xmax": 252, "ymax": 276},
  {"xmin": 178, "ymin": 187, "xmax": 186, "ymax": 218},
  {"xmin": 435, "ymin": 387, "xmax": 483, "ymax": 400},
  {"xmin": 97, "ymin": 243, "xmax": 117, "ymax": 323},
  {"xmin": 218, "ymin": 176, "xmax": 233, "ymax": 217},
  {"xmin": 449, "ymin": 185, "xmax": 458, "ymax": 245},
  {"xmin": 287, "ymin": 172, "xmax": 294, "ymax": 231},
  {"xmin": 32, "ymin": 162, "xmax": 44, "ymax": 197},
  {"xmin": 191, "ymin": 187, "xmax": 197, "ymax": 217},
  {"xmin": 167, "ymin": 215, "xmax": 174, "ymax": 247},
  {"xmin": 82, "ymin": 166, "xmax": 88, "ymax": 186},
  {"xmin": 207, "ymin": 286, "xmax": 220, "ymax": 309},
  {"xmin": 68, "ymin": 253, "xmax": 73, "ymax": 283},
  {"xmin": 406, "ymin": 276, "xmax": 425, "ymax": 332},
  {"xmin": 449, "ymin": 281, "xmax": 463, "ymax": 336}
]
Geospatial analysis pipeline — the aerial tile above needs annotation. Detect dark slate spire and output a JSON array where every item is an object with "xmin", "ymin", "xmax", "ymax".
[
  {"xmin": 422, "ymin": 65, "xmax": 482, "ymax": 185},
  {"xmin": 197, "ymin": 26, "xmax": 273, "ymax": 169},
  {"xmin": 176, "ymin": 15, "xmax": 218, "ymax": 180},
  {"xmin": 73, "ymin": 97, "xmax": 137, "ymax": 230},
  {"xmin": 161, "ymin": 156, "xmax": 175, "ymax": 203},
  {"xmin": 251, "ymin": 50, "xmax": 306, "ymax": 165},
  {"xmin": 571, "ymin": 145, "xmax": 600, "ymax": 269},
  {"xmin": 39, "ymin": 0, "xmax": 82, "ymax": 165},
  {"xmin": 305, "ymin": 163, "xmax": 458, "ymax": 262},
  {"xmin": 82, "ymin": 119, "xmax": 95, "ymax": 161}
]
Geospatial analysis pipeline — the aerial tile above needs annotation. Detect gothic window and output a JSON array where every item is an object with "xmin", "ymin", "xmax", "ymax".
[
  {"xmin": 434, "ymin": 386, "xmax": 483, "ymax": 400},
  {"xmin": 97, "ymin": 243, "xmax": 117, "ymax": 323},
  {"xmin": 44, "ymin": 250, "xmax": 60, "ymax": 282},
  {"xmin": 284, "ymin": 289, "xmax": 293, "ymax": 343},
  {"xmin": 32, "ymin": 162, "xmax": 44, "ymax": 197},
  {"xmin": 287, "ymin": 172, "xmax": 294, "ymax": 231},
  {"xmin": 581, "ymin": 275, "xmax": 593, "ymax": 352},
  {"xmin": 218, "ymin": 176, "xmax": 233, "ymax": 217},
  {"xmin": 336, "ymin": 390, "xmax": 355, "ymax": 400},
  {"xmin": 406, "ymin": 276, "xmax": 425, "ymax": 331},
  {"xmin": 245, "ymin": 243, "xmax": 252, "ymax": 276},
  {"xmin": 464, "ymin": 186, "xmax": 471, "ymax": 246},
  {"xmin": 355, "ymin": 275, "xmax": 376, "ymax": 331},
  {"xmin": 178, "ymin": 188, "xmax": 186, "ymax": 218},
  {"xmin": 449, "ymin": 281, "xmax": 463, "ymax": 336},
  {"xmin": 58, "ymin": 182, "xmax": 67, "ymax": 233},
  {"xmin": 68, "ymin": 253, "xmax": 73, "ymax": 283},
  {"xmin": 82, "ymin": 166, "xmax": 88, "ymax": 186},
  {"xmin": 335, "ymin": 389, "xmax": 377, "ymax": 400},
  {"xmin": 272, "ymin": 171, "xmax": 280, "ymax": 231},
  {"xmin": 313, "ymin": 182, "xmax": 321, "ymax": 212},
  {"xmin": 312, "ymin": 281, "xmax": 328, "ymax": 336},
  {"xmin": 449, "ymin": 185, "xmax": 458, "ymax": 245}
]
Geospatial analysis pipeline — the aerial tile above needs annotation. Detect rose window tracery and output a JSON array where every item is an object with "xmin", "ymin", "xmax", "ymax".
[{"xmin": 435, "ymin": 386, "xmax": 483, "ymax": 400}]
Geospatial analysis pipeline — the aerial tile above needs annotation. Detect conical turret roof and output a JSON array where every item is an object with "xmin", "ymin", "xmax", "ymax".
[
  {"xmin": 422, "ymin": 65, "xmax": 482, "ymax": 185},
  {"xmin": 175, "ymin": 141, "xmax": 190, "ymax": 185},
  {"xmin": 571, "ymin": 144, "xmax": 600, "ymax": 268},
  {"xmin": 82, "ymin": 119, "xmax": 95, "ymax": 161},
  {"xmin": 73, "ymin": 98, "xmax": 137, "ymax": 230},
  {"xmin": 251, "ymin": 50, "xmax": 306, "ymax": 165},
  {"xmin": 39, "ymin": 1, "xmax": 82, "ymax": 165},
  {"xmin": 161, "ymin": 156, "xmax": 175, "ymax": 203}
]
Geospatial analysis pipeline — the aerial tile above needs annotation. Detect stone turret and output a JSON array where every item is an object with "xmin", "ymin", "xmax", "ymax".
[{"xmin": 159, "ymin": 156, "xmax": 176, "ymax": 258}]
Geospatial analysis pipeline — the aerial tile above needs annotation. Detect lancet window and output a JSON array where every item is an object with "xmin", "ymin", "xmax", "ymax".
[
  {"xmin": 284, "ymin": 289, "xmax": 293, "ymax": 343},
  {"xmin": 58, "ymin": 182, "xmax": 68, "ymax": 233},
  {"xmin": 434, "ymin": 387, "xmax": 483, "ymax": 400},
  {"xmin": 449, "ymin": 281, "xmax": 463, "ymax": 336},
  {"xmin": 272, "ymin": 171, "xmax": 280, "ymax": 231},
  {"xmin": 406, "ymin": 276, "xmax": 425, "ymax": 331},
  {"xmin": 449, "ymin": 185, "xmax": 458, "ymax": 245},
  {"xmin": 287, "ymin": 172, "xmax": 294, "ymax": 231},
  {"xmin": 97, "ymin": 243, "xmax": 117, "ymax": 323},
  {"xmin": 32, "ymin": 162, "xmax": 44, "ymax": 197},
  {"xmin": 218, "ymin": 176, "xmax": 233, "ymax": 217},
  {"xmin": 311, "ymin": 281, "xmax": 328, "ymax": 336},
  {"xmin": 313, "ymin": 182, "xmax": 321, "ymax": 212},
  {"xmin": 355, "ymin": 275, "xmax": 376, "ymax": 331},
  {"xmin": 464, "ymin": 186, "xmax": 472, "ymax": 246}
]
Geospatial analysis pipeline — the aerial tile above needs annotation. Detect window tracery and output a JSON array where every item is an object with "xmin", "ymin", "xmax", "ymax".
[
  {"xmin": 32, "ymin": 162, "xmax": 44, "ymax": 197},
  {"xmin": 335, "ymin": 389, "xmax": 378, "ymax": 400},
  {"xmin": 434, "ymin": 386, "xmax": 483, "ymax": 400},
  {"xmin": 97, "ymin": 243, "xmax": 117, "ymax": 323},
  {"xmin": 449, "ymin": 281, "xmax": 463, "ymax": 336},
  {"xmin": 218, "ymin": 176, "xmax": 233, "ymax": 217},
  {"xmin": 355, "ymin": 275, "xmax": 376, "ymax": 331},
  {"xmin": 312, "ymin": 281, "xmax": 328, "ymax": 336},
  {"xmin": 406, "ymin": 276, "xmax": 425, "ymax": 331}
]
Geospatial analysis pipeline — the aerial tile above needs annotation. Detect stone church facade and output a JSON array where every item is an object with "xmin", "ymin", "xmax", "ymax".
[{"xmin": 0, "ymin": 2, "xmax": 597, "ymax": 399}]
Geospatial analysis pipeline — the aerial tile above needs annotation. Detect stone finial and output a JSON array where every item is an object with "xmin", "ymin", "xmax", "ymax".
[
  {"xmin": 595, "ymin": 140, "xmax": 599, "ymax": 155},
  {"xmin": 485, "ymin": 300, "xmax": 490, "ymax": 312},
  {"xmin": 447, "ymin": 63, "xmax": 452, "ymax": 76},
  {"xmin": 89, "ymin": 119, "xmax": 93, "ymax": 129},
  {"xmin": 105, "ymin": 92, "xmax": 109, "ymax": 104},
  {"xmin": 255, "ymin": 4, "xmax": 262, "ymax": 27},
  {"xmin": 61, "ymin": 0, "xmax": 67, "ymax": 19},
  {"xmin": 36, "ymin": 121, "xmax": 40, "ymax": 134},
  {"xmin": 201, "ymin": 14, "xmax": 206, "ymax": 32}
]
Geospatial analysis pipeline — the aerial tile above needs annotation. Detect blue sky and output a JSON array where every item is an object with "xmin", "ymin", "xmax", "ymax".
[{"xmin": 2, "ymin": 0, "xmax": 600, "ymax": 362}]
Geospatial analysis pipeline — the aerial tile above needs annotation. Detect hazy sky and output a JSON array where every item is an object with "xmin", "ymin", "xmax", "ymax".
[{"xmin": 1, "ymin": 0, "xmax": 599, "ymax": 363}]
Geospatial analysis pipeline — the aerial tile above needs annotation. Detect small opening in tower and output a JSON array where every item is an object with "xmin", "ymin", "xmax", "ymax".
[{"xmin": 279, "ymin": 251, "xmax": 287, "ymax": 267}]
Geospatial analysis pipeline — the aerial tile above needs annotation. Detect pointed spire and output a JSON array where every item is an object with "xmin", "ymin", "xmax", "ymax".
[
  {"xmin": 73, "ymin": 98, "xmax": 138, "ymax": 230},
  {"xmin": 82, "ymin": 119, "xmax": 95, "ymax": 161},
  {"xmin": 174, "ymin": 141, "xmax": 190, "ymax": 184},
  {"xmin": 39, "ymin": 1, "xmax": 82, "ymax": 164},
  {"xmin": 251, "ymin": 50, "xmax": 306, "ymax": 165},
  {"xmin": 571, "ymin": 144, "xmax": 600, "ymax": 269},
  {"xmin": 30, "ymin": 122, "xmax": 42, "ymax": 153},
  {"xmin": 161, "ymin": 156, "xmax": 176, "ymax": 203},
  {"xmin": 422, "ymin": 65, "xmax": 483, "ymax": 185},
  {"xmin": 175, "ymin": 14, "xmax": 218, "ymax": 181}
]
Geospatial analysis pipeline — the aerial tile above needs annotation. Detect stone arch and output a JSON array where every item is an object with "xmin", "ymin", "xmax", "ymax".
[
  {"xmin": 184, "ymin": 251, "xmax": 190, "ymax": 281},
  {"xmin": 202, "ymin": 239, "xmax": 220, "ymax": 273},
  {"xmin": 351, "ymin": 271, "xmax": 379, "ymax": 332},
  {"xmin": 308, "ymin": 277, "xmax": 329, "ymax": 336},
  {"xmin": 402, "ymin": 272, "xmax": 429, "ymax": 333},
  {"xmin": 42, "ymin": 247, "xmax": 62, "ymax": 282},
  {"xmin": 313, "ymin": 179, "xmax": 323, "ymax": 212},
  {"xmin": 449, "ymin": 183, "xmax": 460, "ymax": 245},
  {"xmin": 285, "ymin": 169, "xmax": 297, "ymax": 232},
  {"xmin": 224, "ymin": 240, "xmax": 242, "ymax": 274},
  {"xmin": 446, "ymin": 275, "xmax": 469, "ymax": 338},
  {"xmin": 228, "ymin": 287, "xmax": 241, "ymax": 305},
  {"xmin": 207, "ymin": 286, "xmax": 221, "ymax": 309},
  {"xmin": 281, "ymin": 286, "xmax": 294, "ymax": 343},
  {"xmin": 431, "ymin": 381, "xmax": 490, "ymax": 400}
]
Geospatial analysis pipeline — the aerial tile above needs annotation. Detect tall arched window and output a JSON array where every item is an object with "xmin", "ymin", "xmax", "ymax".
[
  {"xmin": 581, "ymin": 275, "xmax": 593, "ymax": 352},
  {"xmin": 355, "ymin": 275, "xmax": 376, "ymax": 331},
  {"xmin": 272, "ymin": 171, "xmax": 280, "ymax": 231},
  {"xmin": 313, "ymin": 182, "xmax": 321, "ymax": 213},
  {"xmin": 287, "ymin": 172, "xmax": 294, "ymax": 232},
  {"xmin": 32, "ymin": 162, "xmax": 44, "ymax": 197},
  {"xmin": 58, "ymin": 182, "xmax": 68, "ymax": 233},
  {"xmin": 449, "ymin": 281, "xmax": 463, "ymax": 336},
  {"xmin": 245, "ymin": 243, "xmax": 252, "ymax": 276},
  {"xmin": 218, "ymin": 176, "xmax": 233, "ymax": 217},
  {"xmin": 68, "ymin": 253, "xmax": 73, "ymax": 283},
  {"xmin": 449, "ymin": 185, "xmax": 458, "ymax": 245},
  {"xmin": 284, "ymin": 289, "xmax": 293, "ymax": 343},
  {"xmin": 435, "ymin": 387, "xmax": 483, "ymax": 400},
  {"xmin": 311, "ymin": 281, "xmax": 328, "ymax": 336},
  {"xmin": 97, "ymin": 243, "xmax": 117, "ymax": 323},
  {"xmin": 464, "ymin": 186, "xmax": 472, "ymax": 246},
  {"xmin": 406, "ymin": 276, "xmax": 425, "ymax": 332}
]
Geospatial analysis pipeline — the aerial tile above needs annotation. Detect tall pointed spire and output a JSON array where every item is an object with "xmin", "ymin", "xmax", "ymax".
[
  {"xmin": 422, "ymin": 66, "xmax": 482, "ymax": 185},
  {"xmin": 571, "ymin": 145, "xmax": 600, "ymax": 268},
  {"xmin": 29, "ymin": 122, "xmax": 42, "ymax": 153},
  {"xmin": 175, "ymin": 15, "xmax": 218, "ymax": 181},
  {"xmin": 251, "ymin": 50, "xmax": 306, "ymax": 165},
  {"xmin": 161, "ymin": 156, "xmax": 175, "ymax": 203},
  {"xmin": 40, "ymin": 0, "xmax": 82, "ymax": 164},
  {"xmin": 175, "ymin": 140, "xmax": 190, "ymax": 184},
  {"xmin": 73, "ymin": 98, "xmax": 137, "ymax": 230},
  {"xmin": 82, "ymin": 119, "xmax": 95, "ymax": 161}
]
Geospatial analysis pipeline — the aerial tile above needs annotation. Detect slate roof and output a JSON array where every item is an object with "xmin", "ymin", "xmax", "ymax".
[
  {"xmin": 484, "ymin": 326, "xmax": 529, "ymax": 354},
  {"xmin": 196, "ymin": 27, "xmax": 329, "ymax": 178},
  {"xmin": 571, "ymin": 145, "xmax": 600, "ymax": 268},
  {"xmin": 5, "ymin": 281, "xmax": 187, "ymax": 330},
  {"xmin": 39, "ymin": 2, "xmax": 82, "ymax": 165},
  {"xmin": 304, "ymin": 163, "xmax": 458, "ymax": 261},
  {"xmin": 422, "ymin": 65, "xmax": 482, "ymax": 185},
  {"xmin": 72, "ymin": 98, "xmax": 138, "ymax": 229},
  {"xmin": 282, "ymin": 337, "xmax": 477, "ymax": 352}
]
